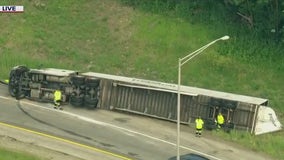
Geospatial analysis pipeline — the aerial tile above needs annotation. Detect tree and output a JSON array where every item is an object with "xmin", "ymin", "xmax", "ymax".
[{"xmin": 224, "ymin": 0, "xmax": 284, "ymax": 42}]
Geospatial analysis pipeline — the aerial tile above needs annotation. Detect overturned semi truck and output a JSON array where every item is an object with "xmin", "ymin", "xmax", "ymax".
[{"xmin": 8, "ymin": 65, "xmax": 282, "ymax": 135}]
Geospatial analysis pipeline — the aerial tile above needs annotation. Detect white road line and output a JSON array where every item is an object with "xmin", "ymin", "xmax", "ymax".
[
  {"xmin": 0, "ymin": 96, "xmax": 222, "ymax": 160},
  {"xmin": 0, "ymin": 95, "xmax": 9, "ymax": 99}
]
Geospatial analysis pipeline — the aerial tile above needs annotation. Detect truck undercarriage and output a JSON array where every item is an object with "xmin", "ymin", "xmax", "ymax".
[{"xmin": 8, "ymin": 66, "xmax": 100, "ymax": 109}]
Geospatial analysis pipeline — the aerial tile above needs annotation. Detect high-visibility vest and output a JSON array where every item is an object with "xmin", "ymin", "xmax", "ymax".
[
  {"xmin": 195, "ymin": 118, "xmax": 204, "ymax": 129},
  {"xmin": 217, "ymin": 114, "xmax": 224, "ymax": 124},
  {"xmin": 54, "ymin": 90, "xmax": 62, "ymax": 101}
]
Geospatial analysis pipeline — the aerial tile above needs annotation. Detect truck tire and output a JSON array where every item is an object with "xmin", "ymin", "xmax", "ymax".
[
  {"xmin": 205, "ymin": 119, "xmax": 217, "ymax": 130},
  {"xmin": 210, "ymin": 98, "xmax": 221, "ymax": 107},
  {"xmin": 85, "ymin": 78, "xmax": 100, "ymax": 88},
  {"xmin": 224, "ymin": 122, "xmax": 235, "ymax": 133},
  {"xmin": 8, "ymin": 70, "xmax": 17, "ymax": 97},
  {"xmin": 227, "ymin": 102, "xmax": 237, "ymax": 110},
  {"xmin": 13, "ymin": 66, "xmax": 29, "ymax": 76},
  {"xmin": 84, "ymin": 95, "xmax": 98, "ymax": 109},
  {"xmin": 71, "ymin": 76, "xmax": 85, "ymax": 86},
  {"xmin": 70, "ymin": 95, "xmax": 84, "ymax": 107},
  {"xmin": 8, "ymin": 66, "xmax": 29, "ymax": 99}
]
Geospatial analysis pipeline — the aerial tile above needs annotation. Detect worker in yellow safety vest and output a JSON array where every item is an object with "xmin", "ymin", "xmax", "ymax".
[
  {"xmin": 216, "ymin": 112, "xmax": 224, "ymax": 130},
  {"xmin": 195, "ymin": 116, "xmax": 204, "ymax": 137},
  {"xmin": 54, "ymin": 89, "xmax": 62, "ymax": 110}
]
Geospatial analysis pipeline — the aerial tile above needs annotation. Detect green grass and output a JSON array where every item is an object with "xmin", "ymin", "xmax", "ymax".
[
  {"xmin": 0, "ymin": 0, "xmax": 129, "ymax": 74},
  {"xmin": 0, "ymin": 0, "xmax": 284, "ymax": 159},
  {"xmin": 0, "ymin": 148, "xmax": 41, "ymax": 160},
  {"xmin": 212, "ymin": 130, "xmax": 284, "ymax": 159}
]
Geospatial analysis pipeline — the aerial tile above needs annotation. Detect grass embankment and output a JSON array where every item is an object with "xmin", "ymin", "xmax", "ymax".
[
  {"xmin": 0, "ymin": 148, "xmax": 40, "ymax": 160},
  {"xmin": 0, "ymin": 0, "xmax": 283, "ymax": 159}
]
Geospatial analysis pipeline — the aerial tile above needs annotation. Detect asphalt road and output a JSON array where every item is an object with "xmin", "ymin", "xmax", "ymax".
[{"xmin": 0, "ymin": 84, "xmax": 273, "ymax": 160}]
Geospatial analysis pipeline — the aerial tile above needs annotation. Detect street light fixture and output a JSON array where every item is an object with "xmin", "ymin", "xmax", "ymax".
[{"xmin": 176, "ymin": 35, "xmax": 230, "ymax": 160}]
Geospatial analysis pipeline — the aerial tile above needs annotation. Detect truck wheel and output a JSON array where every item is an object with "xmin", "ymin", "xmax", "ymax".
[
  {"xmin": 8, "ymin": 71, "xmax": 17, "ymax": 97},
  {"xmin": 85, "ymin": 78, "xmax": 100, "ymax": 88},
  {"xmin": 8, "ymin": 86, "xmax": 25, "ymax": 99},
  {"xmin": 8, "ymin": 67, "xmax": 28, "ymax": 99},
  {"xmin": 227, "ymin": 102, "xmax": 237, "ymax": 110},
  {"xmin": 211, "ymin": 98, "xmax": 220, "ymax": 107},
  {"xmin": 205, "ymin": 119, "xmax": 217, "ymax": 130},
  {"xmin": 12, "ymin": 66, "xmax": 29, "ymax": 76},
  {"xmin": 70, "ymin": 95, "xmax": 84, "ymax": 107},
  {"xmin": 84, "ymin": 95, "xmax": 98, "ymax": 109},
  {"xmin": 8, "ymin": 85, "xmax": 17, "ymax": 97},
  {"xmin": 71, "ymin": 76, "xmax": 85, "ymax": 86}
]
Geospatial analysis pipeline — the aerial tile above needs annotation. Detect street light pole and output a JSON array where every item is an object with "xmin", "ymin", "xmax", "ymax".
[{"xmin": 176, "ymin": 35, "xmax": 229, "ymax": 160}]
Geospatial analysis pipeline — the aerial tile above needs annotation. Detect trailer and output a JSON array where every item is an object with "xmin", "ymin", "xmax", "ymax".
[{"xmin": 8, "ymin": 65, "xmax": 282, "ymax": 135}]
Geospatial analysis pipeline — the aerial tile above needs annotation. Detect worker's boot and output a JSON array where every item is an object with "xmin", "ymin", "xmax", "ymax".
[{"xmin": 54, "ymin": 102, "xmax": 59, "ymax": 109}]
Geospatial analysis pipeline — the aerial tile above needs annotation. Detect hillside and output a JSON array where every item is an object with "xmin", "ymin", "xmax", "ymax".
[{"xmin": 0, "ymin": 0, "xmax": 283, "ymax": 159}]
